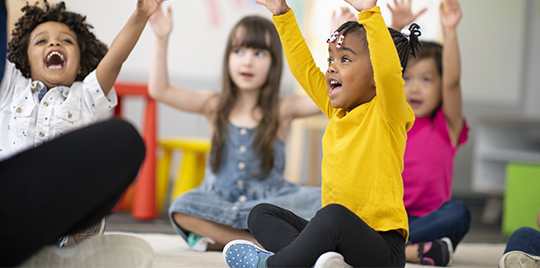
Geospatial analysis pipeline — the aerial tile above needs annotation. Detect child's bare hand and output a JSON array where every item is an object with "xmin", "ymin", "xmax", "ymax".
[
  {"xmin": 149, "ymin": 4, "xmax": 173, "ymax": 39},
  {"xmin": 440, "ymin": 0, "xmax": 461, "ymax": 30},
  {"xmin": 136, "ymin": 0, "xmax": 163, "ymax": 18},
  {"xmin": 331, "ymin": 7, "xmax": 356, "ymax": 31},
  {"xmin": 388, "ymin": 0, "xmax": 426, "ymax": 30},
  {"xmin": 254, "ymin": 0, "xmax": 290, "ymax": 16},
  {"xmin": 343, "ymin": 0, "xmax": 377, "ymax": 12}
]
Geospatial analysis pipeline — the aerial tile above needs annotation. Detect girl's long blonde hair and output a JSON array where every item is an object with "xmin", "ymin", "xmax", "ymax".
[{"xmin": 210, "ymin": 16, "xmax": 283, "ymax": 179}]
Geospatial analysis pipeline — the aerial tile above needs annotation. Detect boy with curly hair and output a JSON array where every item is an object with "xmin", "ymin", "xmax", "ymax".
[
  {"xmin": 0, "ymin": 0, "xmax": 162, "ymax": 266},
  {"xmin": 1, "ymin": 0, "xmax": 158, "ymax": 160}
]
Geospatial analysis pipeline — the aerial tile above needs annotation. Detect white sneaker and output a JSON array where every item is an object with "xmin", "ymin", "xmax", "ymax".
[
  {"xmin": 19, "ymin": 234, "xmax": 154, "ymax": 268},
  {"xmin": 187, "ymin": 232, "xmax": 216, "ymax": 252},
  {"xmin": 313, "ymin": 251, "xmax": 352, "ymax": 268},
  {"xmin": 500, "ymin": 251, "xmax": 540, "ymax": 268}
]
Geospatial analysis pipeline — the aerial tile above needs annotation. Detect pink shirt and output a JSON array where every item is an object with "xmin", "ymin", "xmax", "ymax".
[{"xmin": 403, "ymin": 108, "xmax": 469, "ymax": 216}]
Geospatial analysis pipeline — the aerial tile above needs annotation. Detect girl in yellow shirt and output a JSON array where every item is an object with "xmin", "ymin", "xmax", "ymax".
[{"xmin": 223, "ymin": 0, "xmax": 420, "ymax": 267}]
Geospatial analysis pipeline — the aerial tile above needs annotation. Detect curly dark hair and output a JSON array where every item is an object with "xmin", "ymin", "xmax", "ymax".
[{"xmin": 8, "ymin": 0, "xmax": 108, "ymax": 81}]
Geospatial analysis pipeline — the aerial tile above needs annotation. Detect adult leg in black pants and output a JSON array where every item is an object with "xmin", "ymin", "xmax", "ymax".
[
  {"xmin": 247, "ymin": 203, "xmax": 406, "ymax": 267},
  {"xmin": 0, "ymin": 119, "xmax": 146, "ymax": 267}
]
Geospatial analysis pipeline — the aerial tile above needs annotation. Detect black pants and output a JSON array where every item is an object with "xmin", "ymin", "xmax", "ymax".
[
  {"xmin": 0, "ymin": 119, "xmax": 145, "ymax": 266},
  {"xmin": 248, "ymin": 203, "xmax": 406, "ymax": 268}
]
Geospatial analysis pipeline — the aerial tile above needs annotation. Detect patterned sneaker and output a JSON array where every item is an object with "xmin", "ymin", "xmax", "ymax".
[
  {"xmin": 417, "ymin": 237, "xmax": 453, "ymax": 266},
  {"xmin": 187, "ymin": 232, "xmax": 216, "ymax": 252},
  {"xmin": 500, "ymin": 251, "xmax": 540, "ymax": 268},
  {"xmin": 57, "ymin": 218, "xmax": 106, "ymax": 248},
  {"xmin": 313, "ymin": 251, "xmax": 352, "ymax": 268},
  {"xmin": 223, "ymin": 239, "xmax": 274, "ymax": 268}
]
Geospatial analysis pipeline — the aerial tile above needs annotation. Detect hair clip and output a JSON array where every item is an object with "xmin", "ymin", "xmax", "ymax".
[
  {"xmin": 336, "ymin": 35, "xmax": 345, "ymax": 49},
  {"xmin": 326, "ymin": 31, "xmax": 339, "ymax": 44}
]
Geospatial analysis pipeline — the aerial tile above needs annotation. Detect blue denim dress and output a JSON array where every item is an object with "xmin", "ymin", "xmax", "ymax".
[{"xmin": 168, "ymin": 122, "xmax": 321, "ymax": 239}]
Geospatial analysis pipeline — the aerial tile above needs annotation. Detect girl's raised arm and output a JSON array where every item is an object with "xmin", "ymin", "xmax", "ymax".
[
  {"xmin": 148, "ymin": 4, "xmax": 215, "ymax": 115},
  {"xmin": 255, "ymin": 0, "xmax": 290, "ymax": 16},
  {"xmin": 96, "ymin": 0, "xmax": 162, "ymax": 96},
  {"xmin": 280, "ymin": 95, "xmax": 320, "ymax": 120},
  {"xmin": 440, "ymin": 0, "xmax": 463, "ymax": 146},
  {"xmin": 344, "ymin": 0, "xmax": 377, "ymax": 13},
  {"xmin": 388, "ymin": 0, "xmax": 427, "ymax": 30},
  {"xmin": 330, "ymin": 7, "xmax": 356, "ymax": 31}
]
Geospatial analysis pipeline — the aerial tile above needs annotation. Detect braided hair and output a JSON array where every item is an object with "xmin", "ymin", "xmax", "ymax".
[
  {"xmin": 330, "ymin": 21, "xmax": 422, "ymax": 73},
  {"xmin": 8, "ymin": 0, "xmax": 108, "ymax": 80}
]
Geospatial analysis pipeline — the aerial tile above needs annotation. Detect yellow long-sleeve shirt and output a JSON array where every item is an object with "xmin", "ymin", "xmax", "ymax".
[{"xmin": 273, "ymin": 7, "xmax": 415, "ymax": 240}]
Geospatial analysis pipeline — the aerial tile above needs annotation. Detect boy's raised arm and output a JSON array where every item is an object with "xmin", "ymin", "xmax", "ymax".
[{"xmin": 95, "ymin": 0, "xmax": 162, "ymax": 96}]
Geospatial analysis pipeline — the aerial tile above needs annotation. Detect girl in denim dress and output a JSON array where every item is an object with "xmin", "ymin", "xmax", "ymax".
[{"xmin": 148, "ymin": 4, "xmax": 322, "ymax": 251}]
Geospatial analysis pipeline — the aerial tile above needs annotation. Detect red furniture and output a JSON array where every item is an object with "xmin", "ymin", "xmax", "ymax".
[{"xmin": 113, "ymin": 82, "xmax": 157, "ymax": 220}]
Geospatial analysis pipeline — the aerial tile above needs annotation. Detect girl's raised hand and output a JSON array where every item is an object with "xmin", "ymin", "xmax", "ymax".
[
  {"xmin": 331, "ymin": 7, "xmax": 356, "ymax": 31},
  {"xmin": 149, "ymin": 4, "xmax": 173, "ymax": 39},
  {"xmin": 254, "ymin": 0, "xmax": 290, "ymax": 16},
  {"xmin": 136, "ymin": 0, "xmax": 164, "ymax": 18},
  {"xmin": 343, "ymin": 0, "xmax": 377, "ymax": 12},
  {"xmin": 440, "ymin": 0, "xmax": 461, "ymax": 30},
  {"xmin": 388, "ymin": 0, "xmax": 426, "ymax": 30}
]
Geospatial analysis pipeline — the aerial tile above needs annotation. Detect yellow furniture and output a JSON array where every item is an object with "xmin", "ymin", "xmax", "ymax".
[{"xmin": 156, "ymin": 137, "xmax": 211, "ymax": 212}]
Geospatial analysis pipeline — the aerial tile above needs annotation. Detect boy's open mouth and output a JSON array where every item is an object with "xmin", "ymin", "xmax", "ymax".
[{"xmin": 45, "ymin": 50, "xmax": 65, "ymax": 69}]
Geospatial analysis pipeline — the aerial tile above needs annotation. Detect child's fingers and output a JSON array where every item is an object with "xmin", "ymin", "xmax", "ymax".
[
  {"xmin": 447, "ymin": 0, "xmax": 460, "ymax": 12},
  {"xmin": 341, "ymin": 7, "xmax": 354, "ymax": 19},
  {"xmin": 440, "ymin": 0, "xmax": 459, "ymax": 14},
  {"xmin": 167, "ymin": 5, "xmax": 172, "ymax": 17},
  {"xmin": 416, "ymin": 7, "xmax": 427, "ymax": 17},
  {"xmin": 441, "ymin": 0, "xmax": 450, "ymax": 13}
]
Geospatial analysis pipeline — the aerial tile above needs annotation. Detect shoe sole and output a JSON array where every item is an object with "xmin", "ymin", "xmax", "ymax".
[
  {"xmin": 500, "ymin": 250, "xmax": 540, "ymax": 268},
  {"xmin": 66, "ymin": 218, "xmax": 107, "ymax": 247},
  {"xmin": 313, "ymin": 251, "xmax": 352, "ymax": 268},
  {"xmin": 441, "ymin": 237, "xmax": 454, "ymax": 266},
  {"xmin": 19, "ymin": 234, "xmax": 154, "ymax": 268}
]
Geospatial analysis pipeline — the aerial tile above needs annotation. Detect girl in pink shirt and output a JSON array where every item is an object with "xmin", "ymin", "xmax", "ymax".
[{"xmin": 392, "ymin": 0, "xmax": 470, "ymax": 266}]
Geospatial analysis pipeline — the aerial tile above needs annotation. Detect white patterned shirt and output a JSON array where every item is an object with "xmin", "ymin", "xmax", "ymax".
[{"xmin": 0, "ymin": 60, "xmax": 117, "ymax": 161}]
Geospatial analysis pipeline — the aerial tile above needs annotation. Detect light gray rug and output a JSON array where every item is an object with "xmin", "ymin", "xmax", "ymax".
[{"xmin": 114, "ymin": 232, "xmax": 506, "ymax": 268}]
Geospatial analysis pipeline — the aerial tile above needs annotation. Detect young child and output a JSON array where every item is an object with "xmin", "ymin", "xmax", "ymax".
[
  {"xmin": 222, "ymin": 0, "xmax": 421, "ymax": 267},
  {"xmin": 1, "ymin": 0, "xmax": 161, "ymax": 160},
  {"xmin": 0, "ymin": 0, "xmax": 162, "ymax": 247},
  {"xmin": 148, "ymin": 4, "xmax": 322, "ymax": 251},
  {"xmin": 0, "ymin": 0, "xmax": 160, "ymax": 265},
  {"xmin": 390, "ymin": 0, "xmax": 470, "ymax": 265}
]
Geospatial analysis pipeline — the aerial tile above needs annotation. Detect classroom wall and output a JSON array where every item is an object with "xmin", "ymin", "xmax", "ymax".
[{"xmin": 22, "ymin": 0, "xmax": 540, "ymax": 197}]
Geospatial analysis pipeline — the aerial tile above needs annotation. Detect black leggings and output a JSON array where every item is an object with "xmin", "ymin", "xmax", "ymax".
[
  {"xmin": 248, "ymin": 203, "xmax": 406, "ymax": 268},
  {"xmin": 0, "ymin": 119, "xmax": 145, "ymax": 266}
]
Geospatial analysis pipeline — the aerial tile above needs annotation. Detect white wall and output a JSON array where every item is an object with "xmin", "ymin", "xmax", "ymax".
[{"xmin": 47, "ymin": 0, "xmax": 540, "ymax": 197}]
